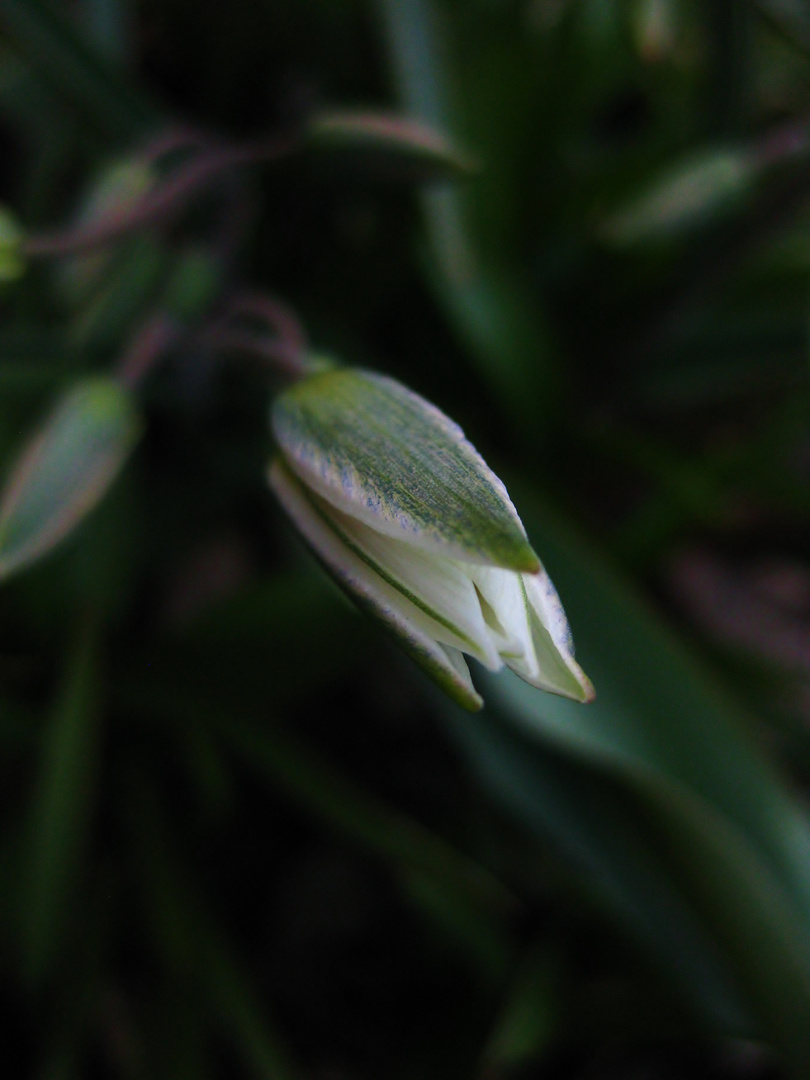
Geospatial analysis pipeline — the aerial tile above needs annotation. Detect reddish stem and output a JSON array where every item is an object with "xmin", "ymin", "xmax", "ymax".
[
  {"xmin": 22, "ymin": 136, "xmax": 296, "ymax": 259},
  {"xmin": 117, "ymin": 313, "xmax": 180, "ymax": 388}
]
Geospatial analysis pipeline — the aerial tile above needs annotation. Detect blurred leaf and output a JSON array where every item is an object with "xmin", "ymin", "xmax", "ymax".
[
  {"xmin": 159, "ymin": 245, "xmax": 221, "ymax": 323},
  {"xmin": 22, "ymin": 619, "xmax": 100, "ymax": 984},
  {"xmin": 305, "ymin": 109, "xmax": 477, "ymax": 181},
  {"xmin": 756, "ymin": 0, "xmax": 810, "ymax": 54},
  {"xmin": 221, "ymin": 713, "xmax": 513, "ymax": 917},
  {"xmin": 79, "ymin": 0, "xmax": 132, "ymax": 65},
  {"xmin": 69, "ymin": 234, "xmax": 167, "ymax": 350},
  {"xmin": 472, "ymin": 496, "xmax": 810, "ymax": 1074},
  {"xmin": 119, "ymin": 651, "xmax": 515, "ymax": 978},
  {"xmin": 129, "ymin": 776, "xmax": 301, "ymax": 1080},
  {"xmin": 55, "ymin": 156, "xmax": 155, "ymax": 308},
  {"xmin": 600, "ymin": 148, "xmax": 757, "ymax": 245},
  {"xmin": 446, "ymin": 706, "xmax": 749, "ymax": 1036},
  {"xmin": 427, "ymin": 258, "xmax": 558, "ymax": 430},
  {"xmin": 217, "ymin": 708, "xmax": 515, "ymax": 978},
  {"xmin": 633, "ymin": 0, "xmax": 679, "ymax": 63},
  {"xmin": 0, "ymin": 0, "xmax": 156, "ymax": 139},
  {"xmin": 0, "ymin": 376, "xmax": 141, "ymax": 581},
  {"xmin": 378, "ymin": 0, "xmax": 559, "ymax": 432},
  {"xmin": 478, "ymin": 945, "xmax": 558, "ymax": 1076},
  {"xmin": 0, "ymin": 203, "xmax": 26, "ymax": 281}
]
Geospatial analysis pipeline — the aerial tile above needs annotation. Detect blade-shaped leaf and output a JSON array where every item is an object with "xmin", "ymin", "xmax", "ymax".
[
  {"xmin": 445, "ymin": 706, "xmax": 750, "ymax": 1036},
  {"xmin": 305, "ymin": 109, "xmax": 477, "ymax": 181},
  {"xmin": 600, "ymin": 149, "xmax": 756, "ymax": 245},
  {"xmin": 22, "ymin": 621, "xmax": 100, "ymax": 985},
  {"xmin": 471, "ymin": 495, "xmax": 810, "ymax": 1076},
  {"xmin": 0, "ymin": 0, "xmax": 156, "ymax": 139},
  {"xmin": 377, "ymin": 0, "xmax": 560, "ymax": 434},
  {"xmin": 127, "ymin": 775, "xmax": 301, "ymax": 1080},
  {"xmin": 0, "ymin": 376, "xmax": 141, "ymax": 580}
]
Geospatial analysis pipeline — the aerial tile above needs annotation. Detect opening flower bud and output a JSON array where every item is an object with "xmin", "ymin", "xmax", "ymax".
[{"xmin": 269, "ymin": 368, "xmax": 594, "ymax": 711}]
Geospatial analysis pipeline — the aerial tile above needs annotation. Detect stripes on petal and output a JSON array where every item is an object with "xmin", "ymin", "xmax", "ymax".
[{"xmin": 269, "ymin": 457, "xmax": 484, "ymax": 710}]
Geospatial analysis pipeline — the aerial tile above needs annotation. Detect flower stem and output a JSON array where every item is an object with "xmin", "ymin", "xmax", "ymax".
[
  {"xmin": 117, "ymin": 313, "xmax": 180, "ymax": 388},
  {"xmin": 207, "ymin": 292, "xmax": 312, "ymax": 381},
  {"xmin": 22, "ymin": 136, "xmax": 296, "ymax": 260}
]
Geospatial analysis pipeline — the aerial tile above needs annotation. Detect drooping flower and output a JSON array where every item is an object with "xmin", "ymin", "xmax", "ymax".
[{"xmin": 269, "ymin": 367, "xmax": 594, "ymax": 711}]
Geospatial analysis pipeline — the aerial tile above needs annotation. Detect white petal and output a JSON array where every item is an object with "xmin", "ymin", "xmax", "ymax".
[
  {"xmin": 516, "ymin": 571, "xmax": 595, "ymax": 703},
  {"xmin": 269, "ymin": 458, "xmax": 484, "ymax": 710},
  {"xmin": 467, "ymin": 565, "xmax": 536, "ymax": 672},
  {"xmin": 315, "ymin": 493, "xmax": 503, "ymax": 671}
]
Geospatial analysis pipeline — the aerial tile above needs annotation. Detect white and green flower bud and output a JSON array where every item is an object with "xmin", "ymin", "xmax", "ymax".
[{"xmin": 269, "ymin": 368, "xmax": 594, "ymax": 711}]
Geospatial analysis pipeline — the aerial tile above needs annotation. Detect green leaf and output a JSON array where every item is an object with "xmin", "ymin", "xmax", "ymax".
[
  {"xmin": 69, "ymin": 234, "xmax": 167, "ymax": 350},
  {"xmin": 305, "ymin": 109, "xmax": 477, "ymax": 181},
  {"xmin": 478, "ymin": 945, "xmax": 559, "ymax": 1073},
  {"xmin": 600, "ymin": 149, "xmax": 757, "ymax": 245},
  {"xmin": 0, "ymin": 0, "xmax": 156, "ymax": 139},
  {"xmin": 127, "ymin": 775, "xmax": 306, "ymax": 1080},
  {"xmin": 755, "ymin": 0, "xmax": 810, "ymax": 54},
  {"xmin": 160, "ymin": 246, "xmax": 221, "ymax": 323},
  {"xmin": 446, "ymin": 708, "xmax": 749, "ymax": 1036},
  {"xmin": 377, "ymin": 0, "xmax": 559, "ymax": 432},
  {"xmin": 22, "ymin": 621, "xmax": 100, "ymax": 984},
  {"xmin": 271, "ymin": 367, "xmax": 539, "ymax": 572},
  {"xmin": 55, "ymin": 157, "xmax": 155, "ymax": 308},
  {"xmin": 0, "ymin": 205, "xmax": 26, "ymax": 282},
  {"xmin": 472, "ymin": 497, "xmax": 810, "ymax": 1075},
  {"xmin": 0, "ymin": 376, "xmax": 141, "ymax": 580}
]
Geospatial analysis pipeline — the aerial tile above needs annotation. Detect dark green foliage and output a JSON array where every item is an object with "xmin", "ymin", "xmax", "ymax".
[{"xmin": 2, "ymin": 1, "xmax": 810, "ymax": 1077}]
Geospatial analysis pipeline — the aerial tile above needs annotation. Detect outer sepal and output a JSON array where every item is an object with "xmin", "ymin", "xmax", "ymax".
[{"xmin": 271, "ymin": 368, "xmax": 540, "ymax": 573}]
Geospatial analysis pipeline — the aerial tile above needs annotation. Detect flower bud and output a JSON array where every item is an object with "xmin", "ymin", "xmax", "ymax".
[
  {"xmin": 0, "ymin": 377, "xmax": 141, "ymax": 580},
  {"xmin": 269, "ymin": 368, "xmax": 594, "ymax": 711}
]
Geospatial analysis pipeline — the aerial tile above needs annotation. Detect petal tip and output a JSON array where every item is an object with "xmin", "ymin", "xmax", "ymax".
[
  {"xmin": 517, "ymin": 547, "xmax": 542, "ymax": 574},
  {"xmin": 576, "ymin": 676, "xmax": 597, "ymax": 704}
]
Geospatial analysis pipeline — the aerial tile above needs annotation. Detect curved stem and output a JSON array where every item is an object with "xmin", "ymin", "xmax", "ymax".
[
  {"xmin": 225, "ymin": 292, "xmax": 308, "ymax": 359},
  {"xmin": 22, "ymin": 136, "xmax": 296, "ymax": 259},
  {"xmin": 117, "ymin": 313, "xmax": 180, "ymax": 388},
  {"xmin": 205, "ymin": 327, "xmax": 306, "ymax": 382},
  {"xmin": 206, "ymin": 292, "xmax": 312, "ymax": 381}
]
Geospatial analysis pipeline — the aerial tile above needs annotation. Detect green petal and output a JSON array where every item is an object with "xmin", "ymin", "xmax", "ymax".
[
  {"xmin": 269, "ymin": 457, "xmax": 484, "ymax": 711},
  {"xmin": 271, "ymin": 368, "xmax": 539, "ymax": 572}
]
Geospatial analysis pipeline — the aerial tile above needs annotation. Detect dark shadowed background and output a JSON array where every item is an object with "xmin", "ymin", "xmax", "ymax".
[{"xmin": 2, "ymin": 1, "xmax": 810, "ymax": 1077}]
